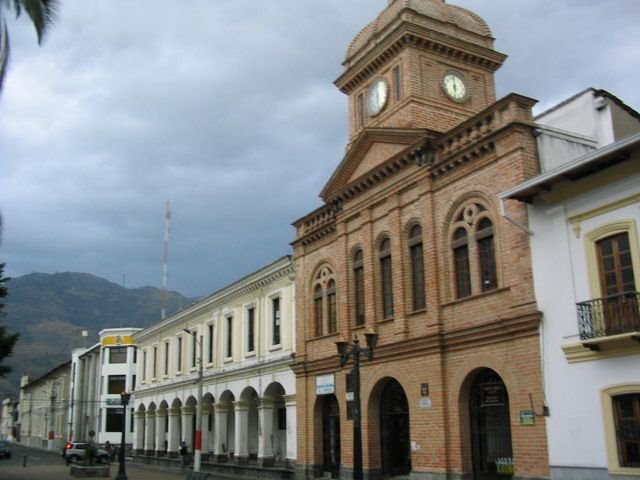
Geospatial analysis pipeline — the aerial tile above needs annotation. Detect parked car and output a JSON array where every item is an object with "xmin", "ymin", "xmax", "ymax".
[
  {"xmin": 0, "ymin": 440, "xmax": 11, "ymax": 459},
  {"xmin": 61, "ymin": 442, "xmax": 110, "ymax": 464}
]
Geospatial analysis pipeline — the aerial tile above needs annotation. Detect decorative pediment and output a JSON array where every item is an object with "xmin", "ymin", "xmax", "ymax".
[{"xmin": 320, "ymin": 128, "xmax": 432, "ymax": 201}]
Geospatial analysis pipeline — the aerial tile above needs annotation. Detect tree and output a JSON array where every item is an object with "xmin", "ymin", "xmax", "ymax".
[
  {"xmin": 0, "ymin": 262, "xmax": 17, "ymax": 377},
  {"xmin": 0, "ymin": 0, "xmax": 59, "ymax": 91}
]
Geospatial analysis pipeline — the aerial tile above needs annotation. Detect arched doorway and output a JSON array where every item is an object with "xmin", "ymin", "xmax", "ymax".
[
  {"xmin": 321, "ymin": 394, "xmax": 341, "ymax": 478},
  {"xmin": 469, "ymin": 369, "xmax": 513, "ymax": 479},
  {"xmin": 379, "ymin": 379, "xmax": 410, "ymax": 476}
]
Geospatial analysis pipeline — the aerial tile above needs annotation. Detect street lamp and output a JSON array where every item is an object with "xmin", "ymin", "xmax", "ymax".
[
  {"xmin": 115, "ymin": 391, "xmax": 131, "ymax": 480},
  {"xmin": 336, "ymin": 330, "xmax": 377, "ymax": 480},
  {"xmin": 183, "ymin": 328, "xmax": 204, "ymax": 472}
]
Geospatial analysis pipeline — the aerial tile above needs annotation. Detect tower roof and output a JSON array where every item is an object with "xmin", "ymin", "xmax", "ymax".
[{"xmin": 345, "ymin": 0, "xmax": 492, "ymax": 64}]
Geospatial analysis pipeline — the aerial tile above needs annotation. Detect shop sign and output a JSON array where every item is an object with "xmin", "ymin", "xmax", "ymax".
[
  {"xmin": 520, "ymin": 410, "xmax": 535, "ymax": 425},
  {"xmin": 316, "ymin": 374, "xmax": 335, "ymax": 395}
]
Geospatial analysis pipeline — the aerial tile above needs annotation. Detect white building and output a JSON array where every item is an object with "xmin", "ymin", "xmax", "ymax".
[
  {"xmin": 500, "ymin": 89, "xmax": 640, "ymax": 479},
  {"xmin": 68, "ymin": 328, "xmax": 140, "ymax": 447},
  {"xmin": 132, "ymin": 255, "xmax": 296, "ymax": 473},
  {"xmin": 1, "ymin": 397, "xmax": 19, "ymax": 441},
  {"xmin": 19, "ymin": 362, "xmax": 71, "ymax": 450}
]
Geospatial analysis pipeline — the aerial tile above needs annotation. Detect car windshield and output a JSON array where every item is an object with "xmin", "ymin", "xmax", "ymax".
[{"xmin": 0, "ymin": 441, "xmax": 8, "ymax": 447}]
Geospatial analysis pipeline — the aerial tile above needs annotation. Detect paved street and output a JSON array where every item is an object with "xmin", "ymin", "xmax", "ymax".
[{"xmin": 0, "ymin": 443, "xmax": 189, "ymax": 480}]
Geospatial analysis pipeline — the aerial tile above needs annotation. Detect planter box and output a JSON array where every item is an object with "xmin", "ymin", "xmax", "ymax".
[{"xmin": 69, "ymin": 465, "xmax": 110, "ymax": 477}]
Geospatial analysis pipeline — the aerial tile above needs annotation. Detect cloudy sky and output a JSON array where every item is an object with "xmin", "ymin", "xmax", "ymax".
[{"xmin": 1, "ymin": 0, "xmax": 638, "ymax": 298}]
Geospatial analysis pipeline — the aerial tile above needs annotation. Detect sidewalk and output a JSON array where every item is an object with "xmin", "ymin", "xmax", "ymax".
[{"xmin": 0, "ymin": 462, "xmax": 189, "ymax": 480}]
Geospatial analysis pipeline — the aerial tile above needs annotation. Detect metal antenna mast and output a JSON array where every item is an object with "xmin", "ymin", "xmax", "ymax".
[{"xmin": 161, "ymin": 199, "xmax": 171, "ymax": 320}]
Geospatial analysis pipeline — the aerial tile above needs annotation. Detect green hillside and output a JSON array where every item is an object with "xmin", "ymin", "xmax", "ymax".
[{"xmin": 0, "ymin": 272, "xmax": 197, "ymax": 398}]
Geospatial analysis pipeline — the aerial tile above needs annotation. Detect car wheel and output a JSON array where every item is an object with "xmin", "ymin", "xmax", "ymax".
[
  {"xmin": 98, "ymin": 455, "xmax": 109, "ymax": 464},
  {"xmin": 69, "ymin": 455, "xmax": 80, "ymax": 463}
]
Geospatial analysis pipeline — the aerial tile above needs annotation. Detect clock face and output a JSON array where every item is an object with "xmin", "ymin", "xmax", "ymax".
[
  {"xmin": 443, "ymin": 73, "xmax": 467, "ymax": 101},
  {"xmin": 367, "ymin": 77, "xmax": 389, "ymax": 116}
]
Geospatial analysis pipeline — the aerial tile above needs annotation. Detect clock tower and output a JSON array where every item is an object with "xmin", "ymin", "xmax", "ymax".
[{"xmin": 336, "ymin": 0, "xmax": 507, "ymax": 140}]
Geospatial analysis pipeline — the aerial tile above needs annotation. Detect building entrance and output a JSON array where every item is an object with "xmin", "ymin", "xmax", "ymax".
[
  {"xmin": 379, "ymin": 379, "xmax": 410, "ymax": 476},
  {"xmin": 469, "ymin": 369, "xmax": 513, "ymax": 479},
  {"xmin": 322, "ymin": 395, "xmax": 341, "ymax": 478}
]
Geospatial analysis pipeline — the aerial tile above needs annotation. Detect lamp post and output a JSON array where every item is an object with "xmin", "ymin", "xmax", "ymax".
[
  {"xmin": 336, "ymin": 330, "xmax": 377, "ymax": 480},
  {"xmin": 115, "ymin": 391, "xmax": 131, "ymax": 480},
  {"xmin": 183, "ymin": 329, "xmax": 204, "ymax": 472}
]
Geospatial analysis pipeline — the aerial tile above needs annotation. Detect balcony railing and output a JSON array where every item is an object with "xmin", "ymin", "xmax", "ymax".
[{"xmin": 577, "ymin": 291, "xmax": 640, "ymax": 340}]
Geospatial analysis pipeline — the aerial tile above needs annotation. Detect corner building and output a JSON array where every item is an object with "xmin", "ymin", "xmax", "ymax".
[{"xmin": 292, "ymin": 2, "xmax": 549, "ymax": 480}]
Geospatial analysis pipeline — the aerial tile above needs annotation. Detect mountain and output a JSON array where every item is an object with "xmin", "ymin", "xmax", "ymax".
[{"xmin": 0, "ymin": 272, "xmax": 197, "ymax": 398}]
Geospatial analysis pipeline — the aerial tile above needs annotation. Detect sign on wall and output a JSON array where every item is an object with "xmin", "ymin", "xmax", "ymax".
[{"xmin": 316, "ymin": 374, "xmax": 335, "ymax": 395}]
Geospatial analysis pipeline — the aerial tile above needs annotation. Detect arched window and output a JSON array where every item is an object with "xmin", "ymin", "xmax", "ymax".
[
  {"xmin": 379, "ymin": 238, "xmax": 394, "ymax": 319},
  {"xmin": 450, "ymin": 202, "xmax": 499, "ymax": 299},
  {"xmin": 477, "ymin": 218, "xmax": 497, "ymax": 292},
  {"xmin": 452, "ymin": 227, "xmax": 471, "ymax": 298},
  {"xmin": 353, "ymin": 250, "xmax": 365, "ymax": 326},
  {"xmin": 409, "ymin": 225, "xmax": 426, "ymax": 311},
  {"xmin": 312, "ymin": 266, "xmax": 337, "ymax": 337}
]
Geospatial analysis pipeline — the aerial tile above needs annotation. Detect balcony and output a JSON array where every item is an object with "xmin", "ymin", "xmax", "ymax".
[{"xmin": 577, "ymin": 291, "xmax": 640, "ymax": 348}]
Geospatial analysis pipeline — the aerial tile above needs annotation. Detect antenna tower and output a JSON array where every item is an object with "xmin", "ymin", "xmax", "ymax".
[{"xmin": 161, "ymin": 199, "xmax": 171, "ymax": 319}]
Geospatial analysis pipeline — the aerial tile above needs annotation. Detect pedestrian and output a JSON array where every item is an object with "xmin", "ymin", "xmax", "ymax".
[
  {"xmin": 179, "ymin": 441, "xmax": 189, "ymax": 469},
  {"xmin": 104, "ymin": 440, "xmax": 114, "ymax": 461}
]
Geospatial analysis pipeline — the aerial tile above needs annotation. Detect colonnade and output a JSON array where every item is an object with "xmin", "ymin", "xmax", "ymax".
[{"xmin": 134, "ymin": 394, "xmax": 296, "ymax": 466}]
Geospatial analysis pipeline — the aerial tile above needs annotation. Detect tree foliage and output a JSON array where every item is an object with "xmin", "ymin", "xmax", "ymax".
[
  {"xmin": 0, "ymin": 262, "xmax": 18, "ymax": 377},
  {"xmin": 0, "ymin": 0, "xmax": 59, "ymax": 91}
]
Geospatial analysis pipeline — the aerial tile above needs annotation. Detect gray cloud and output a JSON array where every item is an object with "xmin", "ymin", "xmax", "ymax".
[{"xmin": 1, "ymin": 0, "xmax": 638, "ymax": 297}]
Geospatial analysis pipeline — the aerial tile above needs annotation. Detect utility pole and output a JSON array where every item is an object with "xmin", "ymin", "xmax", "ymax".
[
  {"xmin": 161, "ymin": 199, "xmax": 171, "ymax": 320},
  {"xmin": 48, "ymin": 379, "xmax": 57, "ymax": 450}
]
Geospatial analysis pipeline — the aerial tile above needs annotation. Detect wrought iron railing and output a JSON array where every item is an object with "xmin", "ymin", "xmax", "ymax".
[{"xmin": 577, "ymin": 291, "xmax": 640, "ymax": 340}]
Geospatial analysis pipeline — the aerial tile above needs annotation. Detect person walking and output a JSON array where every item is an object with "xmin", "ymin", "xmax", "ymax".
[{"xmin": 179, "ymin": 441, "xmax": 189, "ymax": 469}]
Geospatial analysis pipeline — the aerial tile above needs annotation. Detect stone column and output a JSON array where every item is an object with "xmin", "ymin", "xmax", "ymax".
[
  {"xmin": 144, "ymin": 411, "xmax": 156, "ymax": 455},
  {"xmin": 155, "ymin": 410, "xmax": 167, "ymax": 456},
  {"xmin": 258, "ymin": 399, "xmax": 275, "ymax": 466},
  {"xmin": 213, "ymin": 403, "xmax": 229, "ymax": 463},
  {"xmin": 134, "ymin": 411, "xmax": 145, "ymax": 455},
  {"xmin": 284, "ymin": 395, "xmax": 297, "ymax": 467},
  {"xmin": 167, "ymin": 407, "xmax": 180, "ymax": 458},
  {"xmin": 182, "ymin": 405, "xmax": 195, "ymax": 452},
  {"xmin": 233, "ymin": 401, "xmax": 249, "ymax": 465},
  {"xmin": 201, "ymin": 404, "xmax": 213, "ymax": 459}
]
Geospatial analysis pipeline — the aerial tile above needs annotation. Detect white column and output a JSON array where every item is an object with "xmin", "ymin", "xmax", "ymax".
[
  {"xmin": 155, "ymin": 411, "xmax": 166, "ymax": 455},
  {"xmin": 134, "ymin": 411, "xmax": 145, "ymax": 454},
  {"xmin": 167, "ymin": 407, "xmax": 180, "ymax": 457},
  {"xmin": 182, "ymin": 406, "xmax": 194, "ymax": 451},
  {"xmin": 234, "ymin": 401, "xmax": 249, "ymax": 463},
  {"xmin": 285, "ymin": 395, "xmax": 297, "ymax": 465},
  {"xmin": 214, "ymin": 403, "xmax": 229, "ymax": 462},
  {"xmin": 202, "ymin": 405, "xmax": 213, "ymax": 456},
  {"xmin": 258, "ymin": 399, "xmax": 275, "ymax": 466},
  {"xmin": 144, "ymin": 411, "xmax": 156, "ymax": 454}
]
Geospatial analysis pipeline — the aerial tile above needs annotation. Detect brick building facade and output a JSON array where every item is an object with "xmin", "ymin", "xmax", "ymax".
[{"xmin": 292, "ymin": 1, "xmax": 549, "ymax": 479}]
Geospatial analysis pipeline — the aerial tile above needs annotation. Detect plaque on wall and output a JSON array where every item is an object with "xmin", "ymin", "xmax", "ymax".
[{"xmin": 481, "ymin": 382, "xmax": 505, "ymax": 407}]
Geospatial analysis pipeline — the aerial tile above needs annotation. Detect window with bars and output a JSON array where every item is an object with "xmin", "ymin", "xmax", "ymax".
[
  {"xmin": 409, "ymin": 225, "xmax": 426, "ymax": 311},
  {"xmin": 380, "ymin": 238, "xmax": 394, "ymax": 319},
  {"xmin": 353, "ymin": 250, "xmax": 365, "ymax": 326}
]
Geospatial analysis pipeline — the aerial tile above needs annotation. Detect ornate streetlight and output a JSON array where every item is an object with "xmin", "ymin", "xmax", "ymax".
[
  {"xmin": 336, "ymin": 330, "xmax": 377, "ymax": 480},
  {"xmin": 183, "ymin": 329, "xmax": 204, "ymax": 472},
  {"xmin": 115, "ymin": 391, "xmax": 131, "ymax": 480}
]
